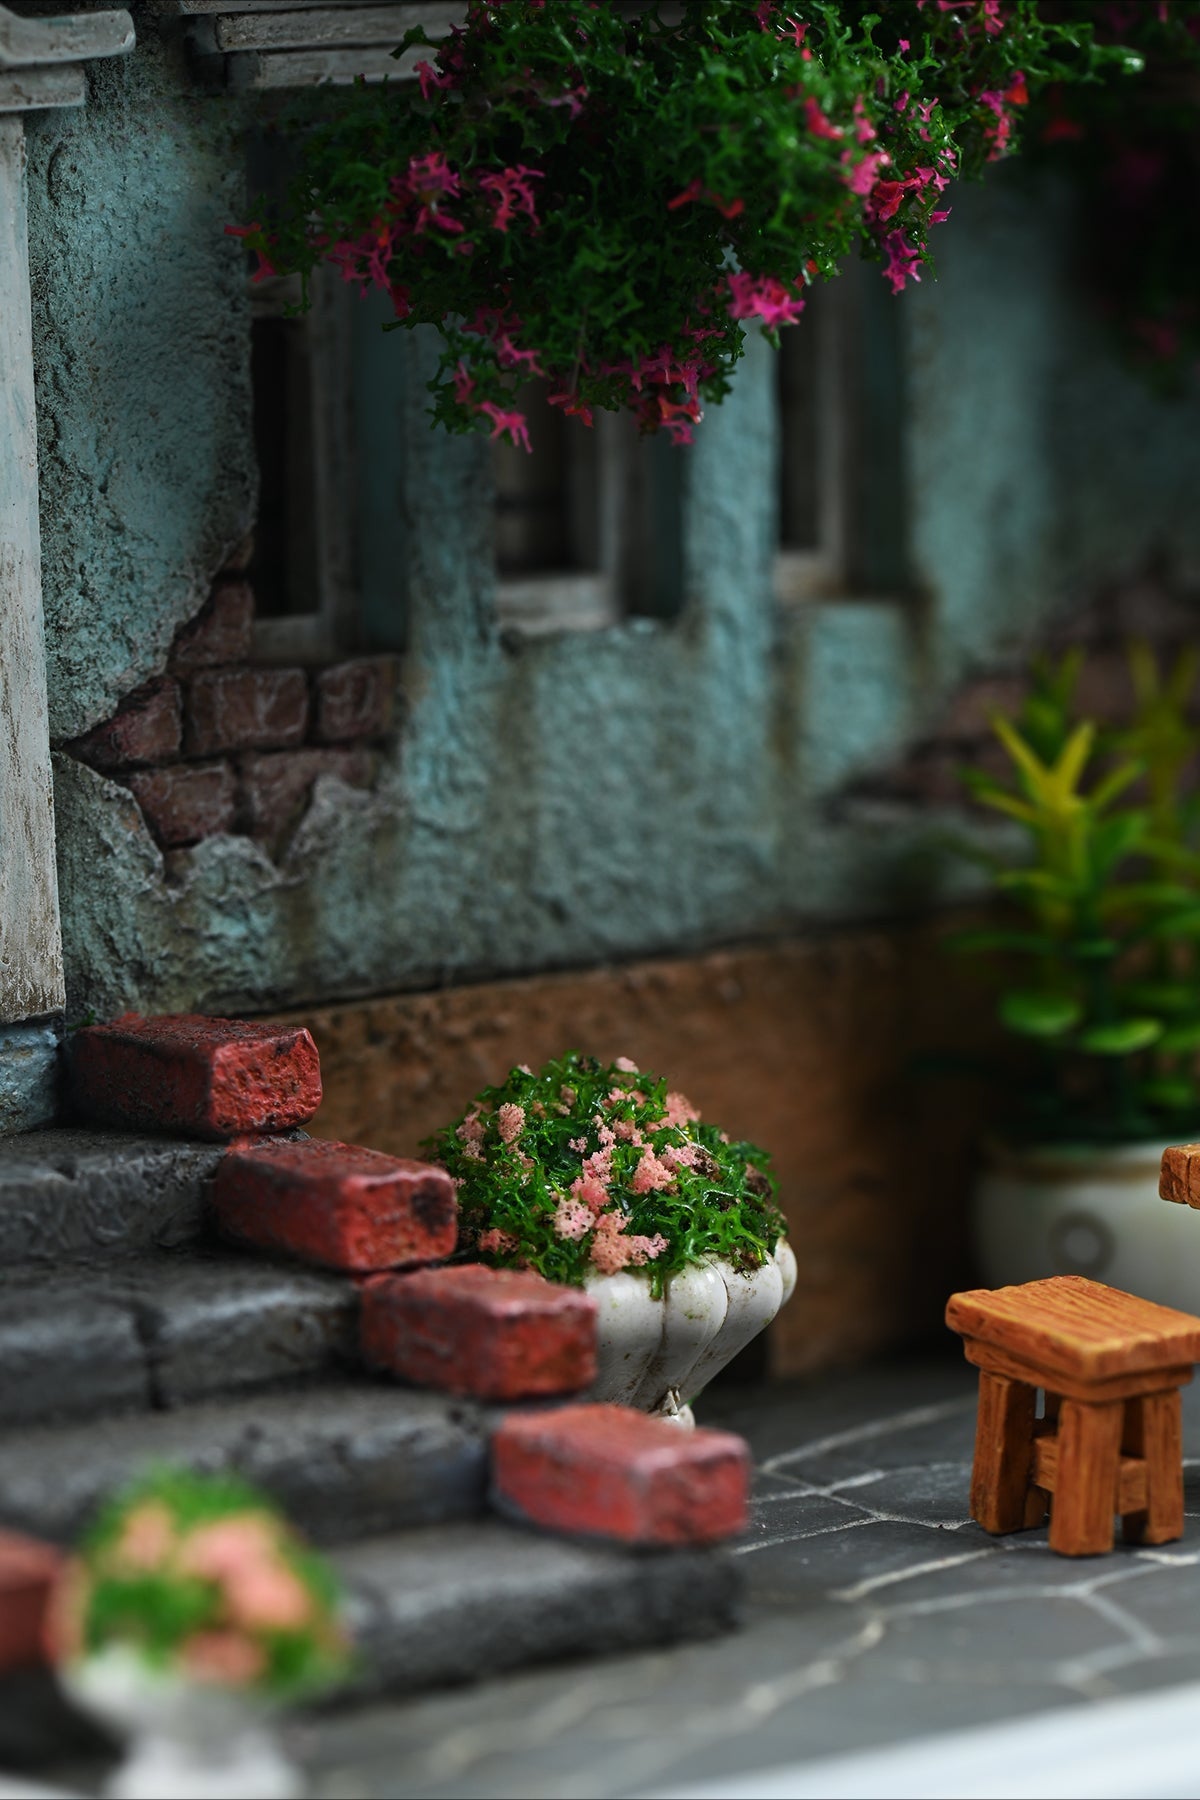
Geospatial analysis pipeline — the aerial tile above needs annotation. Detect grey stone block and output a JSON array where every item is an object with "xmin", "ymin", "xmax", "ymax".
[
  {"xmin": 0, "ymin": 1127, "xmax": 225, "ymax": 1261},
  {"xmin": 0, "ymin": 1022, "xmax": 60, "ymax": 1137},
  {"xmin": 0, "ymin": 1267, "xmax": 149, "ymax": 1424},
  {"xmin": 122, "ymin": 1253, "xmax": 360, "ymax": 1406},
  {"xmin": 0, "ymin": 1381, "xmax": 490, "ymax": 1544},
  {"xmin": 332, "ymin": 1520, "xmax": 743, "ymax": 1700}
]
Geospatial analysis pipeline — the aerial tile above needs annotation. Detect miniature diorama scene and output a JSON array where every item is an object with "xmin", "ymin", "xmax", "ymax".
[{"xmin": 4, "ymin": 2, "xmax": 1200, "ymax": 1797}]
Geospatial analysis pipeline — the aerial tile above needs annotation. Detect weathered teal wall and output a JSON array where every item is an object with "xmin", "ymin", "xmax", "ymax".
[{"xmin": 26, "ymin": 17, "xmax": 1200, "ymax": 1023}]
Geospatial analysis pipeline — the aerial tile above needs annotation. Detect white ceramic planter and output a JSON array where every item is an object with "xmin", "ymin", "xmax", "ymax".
[
  {"xmin": 61, "ymin": 1648, "xmax": 301, "ymax": 1800},
  {"xmin": 974, "ymin": 1140, "xmax": 1200, "ymax": 1312},
  {"xmin": 584, "ymin": 1239, "xmax": 796, "ymax": 1426}
]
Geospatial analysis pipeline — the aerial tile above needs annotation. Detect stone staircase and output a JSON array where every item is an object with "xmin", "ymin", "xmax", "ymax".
[{"xmin": 0, "ymin": 1123, "xmax": 743, "ymax": 1767}]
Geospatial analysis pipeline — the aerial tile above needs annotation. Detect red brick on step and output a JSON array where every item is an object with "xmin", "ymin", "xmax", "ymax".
[
  {"xmin": 71, "ymin": 1013, "xmax": 322, "ymax": 1139},
  {"xmin": 170, "ymin": 579, "xmax": 255, "ymax": 672},
  {"xmin": 361, "ymin": 1264, "xmax": 597, "ymax": 1400},
  {"xmin": 213, "ymin": 1138, "xmax": 457, "ymax": 1273},
  {"xmin": 0, "ymin": 1530, "xmax": 64, "ymax": 1674},
  {"xmin": 240, "ymin": 748, "xmax": 376, "ymax": 841},
  {"xmin": 69, "ymin": 676, "xmax": 182, "ymax": 772},
  {"xmin": 185, "ymin": 666, "xmax": 309, "ymax": 756},
  {"xmin": 127, "ymin": 761, "xmax": 236, "ymax": 846},
  {"xmin": 314, "ymin": 658, "xmax": 398, "ymax": 744},
  {"xmin": 492, "ymin": 1404, "xmax": 750, "ymax": 1545}
]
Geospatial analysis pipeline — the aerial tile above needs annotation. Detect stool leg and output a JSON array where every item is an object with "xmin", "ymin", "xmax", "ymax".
[
  {"xmin": 1049, "ymin": 1399, "xmax": 1122, "ymax": 1555},
  {"xmin": 1122, "ymin": 1390, "xmax": 1184, "ymax": 1547},
  {"xmin": 971, "ymin": 1371, "xmax": 1037, "ymax": 1534}
]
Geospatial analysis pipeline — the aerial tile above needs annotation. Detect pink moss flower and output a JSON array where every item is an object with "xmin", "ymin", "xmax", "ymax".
[
  {"xmin": 658, "ymin": 1091, "xmax": 701, "ymax": 1129},
  {"xmin": 113, "ymin": 1501, "xmax": 176, "ymax": 1572},
  {"xmin": 631, "ymin": 1148, "xmax": 677, "ymax": 1195},
  {"xmin": 478, "ymin": 1227, "xmax": 519, "ymax": 1255},
  {"xmin": 570, "ymin": 1172, "xmax": 610, "ymax": 1213},
  {"xmin": 225, "ymin": 1564, "xmax": 314, "ymax": 1634},
  {"xmin": 181, "ymin": 1631, "xmax": 267, "ymax": 1686},
  {"xmin": 496, "ymin": 1102, "xmax": 525, "ymax": 1145},
  {"xmin": 625, "ymin": 1232, "xmax": 669, "ymax": 1265},
  {"xmin": 553, "ymin": 1195, "xmax": 593, "ymax": 1240},
  {"xmin": 589, "ymin": 1210, "xmax": 632, "ymax": 1274},
  {"xmin": 176, "ymin": 1517, "xmax": 277, "ymax": 1584}
]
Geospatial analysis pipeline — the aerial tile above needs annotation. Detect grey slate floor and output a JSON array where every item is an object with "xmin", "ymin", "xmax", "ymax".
[{"xmin": 286, "ymin": 1354, "xmax": 1200, "ymax": 1800}]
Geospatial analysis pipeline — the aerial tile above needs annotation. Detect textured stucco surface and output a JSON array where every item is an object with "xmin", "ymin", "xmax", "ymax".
[{"xmin": 23, "ymin": 16, "xmax": 1200, "ymax": 1021}]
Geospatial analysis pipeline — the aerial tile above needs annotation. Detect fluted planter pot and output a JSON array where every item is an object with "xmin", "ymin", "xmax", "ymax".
[
  {"xmin": 974, "ymin": 1140, "xmax": 1200, "ymax": 1313},
  {"xmin": 60, "ymin": 1648, "xmax": 301, "ymax": 1800},
  {"xmin": 583, "ymin": 1240, "xmax": 796, "ymax": 1426}
]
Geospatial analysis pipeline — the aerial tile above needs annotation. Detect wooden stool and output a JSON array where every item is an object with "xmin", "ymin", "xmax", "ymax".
[{"xmin": 945, "ymin": 1275, "xmax": 1200, "ymax": 1555}]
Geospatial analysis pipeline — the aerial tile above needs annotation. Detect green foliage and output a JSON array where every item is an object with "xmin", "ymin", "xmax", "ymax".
[
  {"xmin": 422, "ymin": 1050, "xmax": 785, "ymax": 1295},
  {"xmin": 65, "ymin": 1467, "xmax": 351, "ymax": 1696},
  {"xmin": 953, "ymin": 644, "xmax": 1200, "ymax": 1144},
  {"xmin": 238, "ymin": 0, "xmax": 1133, "ymax": 444}
]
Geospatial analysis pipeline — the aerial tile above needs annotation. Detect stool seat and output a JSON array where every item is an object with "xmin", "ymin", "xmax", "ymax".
[{"xmin": 946, "ymin": 1275, "xmax": 1200, "ymax": 1556}]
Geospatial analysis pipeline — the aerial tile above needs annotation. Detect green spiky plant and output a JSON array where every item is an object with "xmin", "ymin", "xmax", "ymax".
[
  {"xmin": 423, "ymin": 1051, "xmax": 785, "ymax": 1296},
  {"xmin": 953, "ymin": 645, "xmax": 1200, "ymax": 1145}
]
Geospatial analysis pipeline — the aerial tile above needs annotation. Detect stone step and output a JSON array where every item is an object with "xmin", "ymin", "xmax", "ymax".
[
  {"xmin": 0, "ymin": 1127, "xmax": 225, "ymax": 1264},
  {"xmin": 0, "ymin": 1380, "xmax": 491, "ymax": 1547},
  {"xmin": 0, "ymin": 1249, "xmax": 361, "ymax": 1426},
  {"xmin": 332, "ymin": 1517, "xmax": 741, "ymax": 1700},
  {"xmin": 0, "ymin": 1519, "xmax": 741, "ymax": 1775}
]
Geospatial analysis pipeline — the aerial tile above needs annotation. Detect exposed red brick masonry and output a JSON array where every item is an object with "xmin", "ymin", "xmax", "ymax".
[
  {"xmin": 71, "ymin": 1013, "xmax": 322, "ymax": 1139},
  {"xmin": 214, "ymin": 1138, "xmax": 457, "ymax": 1273},
  {"xmin": 65, "ymin": 562, "xmax": 397, "ymax": 852},
  {"xmin": 0, "ymin": 1531, "xmax": 64, "ymax": 1673},
  {"xmin": 492, "ymin": 1404, "xmax": 751, "ymax": 1544},
  {"xmin": 362, "ymin": 1265, "xmax": 598, "ymax": 1401}
]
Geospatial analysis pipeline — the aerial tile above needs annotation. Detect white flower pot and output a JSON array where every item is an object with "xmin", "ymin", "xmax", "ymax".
[
  {"xmin": 973, "ymin": 1140, "xmax": 1200, "ymax": 1312},
  {"xmin": 60, "ymin": 1648, "xmax": 301, "ymax": 1800},
  {"xmin": 584, "ymin": 1240, "xmax": 796, "ymax": 1426}
]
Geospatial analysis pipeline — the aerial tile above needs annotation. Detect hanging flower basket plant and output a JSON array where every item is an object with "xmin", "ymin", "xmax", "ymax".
[
  {"xmin": 423, "ymin": 1051, "xmax": 795, "ymax": 1423},
  {"xmin": 235, "ymin": 0, "xmax": 1132, "ymax": 449}
]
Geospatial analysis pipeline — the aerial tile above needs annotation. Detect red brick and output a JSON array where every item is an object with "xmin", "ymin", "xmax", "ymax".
[
  {"xmin": 127, "ymin": 761, "xmax": 236, "ymax": 846},
  {"xmin": 239, "ymin": 748, "xmax": 376, "ymax": 842},
  {"xmin": 492, "ymin": 1404, "xmax": 750, "ymax": 1545},
  {"xmin": 362, "ymin": 1264, "xmax": 596, "ymax": 1400},
  {"xmin": 213, "ymin": 1138, "xmax": 456, "ymax": 1273},
  {"xmin": 314, "ymin": 659, "xmax": 398, "ymax": 744},
  {"xmin": 70, "ymin": 1013, "xmax": 322, "ymax": 1140},
  {"xmin": 185, "ymin": 667, "xmax": 309, "ymax": 756},
  {"xmin": 69, "ymin": 677, "xmax": 182, "ymax": 772},
  {"xmin": 0, "ymin": 1531, "xmax": 63, "ymax": 1674},
  {"xmin": 170, "ymin": 580, "xmax": 255, "ymax": 672}
]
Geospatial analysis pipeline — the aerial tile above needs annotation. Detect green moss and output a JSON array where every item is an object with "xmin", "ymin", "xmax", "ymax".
[{"xmin": 423, "ymin": 1050, "xmax": 785, "ymax": 1296}]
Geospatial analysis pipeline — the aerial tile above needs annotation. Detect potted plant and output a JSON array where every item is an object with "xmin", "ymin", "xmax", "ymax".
[
  {"xmin": 952, "ymin": 646, "xmax": 1200, "ymax": 1308},
  {"xmin": 424, "ymin": 1051, "xmax": 794, "ymax": 1425},
  {"xmin": 234, "ymin": 0, "xmax": 1131, "ymax": 449},
  {"xmin": 46, "ymin": 1468, "xmax": 352, "ymax": 1800}
]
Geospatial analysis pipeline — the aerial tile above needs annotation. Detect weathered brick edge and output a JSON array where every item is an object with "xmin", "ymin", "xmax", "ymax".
[{"xmin": 64, "ymin": 551, "xmax": 399, "ymax": 852}]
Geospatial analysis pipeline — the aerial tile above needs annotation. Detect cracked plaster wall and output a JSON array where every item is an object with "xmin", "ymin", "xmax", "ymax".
[{"xmin": 24, "ymin": 18, "xmax": 1200, "ymax": 1022}]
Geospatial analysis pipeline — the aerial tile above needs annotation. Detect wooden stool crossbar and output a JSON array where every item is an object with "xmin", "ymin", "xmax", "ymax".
[{"xmin": 946, "ymin": 1275, "xmax": 1200, "ymax": 1556}]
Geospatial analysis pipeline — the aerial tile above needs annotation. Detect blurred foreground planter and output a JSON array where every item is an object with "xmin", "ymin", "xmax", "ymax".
[{"xmin": 974, "ymin": 1141, "xmax": 1200, "ymax": 1313}]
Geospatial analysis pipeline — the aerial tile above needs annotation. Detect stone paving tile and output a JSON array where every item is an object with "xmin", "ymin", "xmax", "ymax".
[{"xmin": 292, "ymin": 1356, "xmax": 1200, "ymax": 1799}]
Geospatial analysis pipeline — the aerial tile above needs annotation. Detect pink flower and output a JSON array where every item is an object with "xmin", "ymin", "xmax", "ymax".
[
  {"xmin": 613, "ymin": 1118, "xmax": 644, "ymax": 1144},
  {"xmin": 570, "ymin": 1172, "xmax": 610, "ymax": 1213},
  {"xmin": 415, "ymin": 59, "xmax": 456, "ymax": 101},
  {"xmin": 842, "ymin": 149, "xmax": 891, "ymax": 196},
  {"xmin": 177, "ymin": 1517, "xmax": 277, "ymax": 1583},
  {"xmin": 568, "ymin": 1136, "xmax": 588, "ymax": 1153},
  {"xmin": 589, "ymin": 1211, "xmax": 632, "ymax": 1274},
  {"xmin": 658, "ymin": 1091, "xmax": 701, "ymax": 1129},
  {"xmin": 726, "ymin": 271, "xmax": 806, "ymax": 330},
  {"xmin": 113, "ymin": 1501, "xmax": 176, "ymax": 1572},
  {"xmin": 547, "ymin": 390, "xmax": 594, "ymax": 426},
  {"xmin": 457, "ymin": 1110, "xmax": 485, "ymax": 1145},
  {"xmin": 631, "ymin": 1148, "xmax": 677, "ymax": 1195},
  {"xmin": 224, "ymin": 1564, "xmax": 314, "ymax": 1633},
  {"xmin": 478, "ymin": 1227, "xmax": 519, "ymax": 1255},
  {"xmin": 614, "ymin": 1056, "xmax": 639, "ymax": 1073},
  {"xmin": 662, "ymin": 1142, "xmax": 700, "ymax": 1169},
  {"xmin": 582, "ymin": 1146, "xmax": 613, "ymax": 1184},
  {"xmin": 553, "ymin": 1195, "xmax": 593, "ymax": 1241},
  {"xmin": 804, "ymin": 96, "xmax": 844, "ymax": 141},
  {"xmin": 881, "ymin": 229, "xmax": 923, "ymax": 294},
  {"xmin": 496, "ymin": 1102, "xmax": 525, "ymax": 1145},
  {"xmin": 478, "ymin": 404, "xmax": 532, "ymax": 452},
  {"xmin": 478, "ymin": 165, "xmax": 544, "ymax": 233},
  {"xmin": 625, "ymin": 1232, "xmax": 669, "ymax": 1265},
  {"xmin": 181, "ymin": 1631, "xmax": 267, "ymax": 1686}
]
